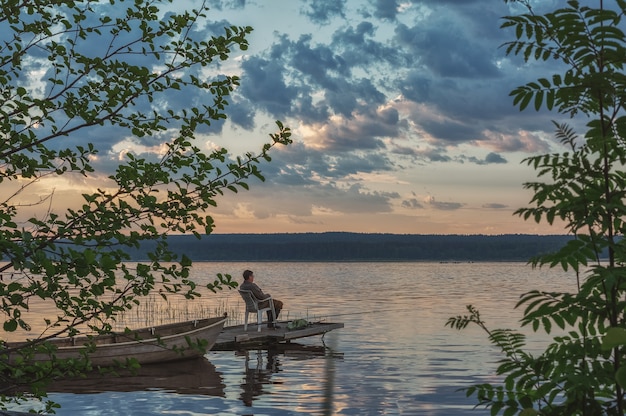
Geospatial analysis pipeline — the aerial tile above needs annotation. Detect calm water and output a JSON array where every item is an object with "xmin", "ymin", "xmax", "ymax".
[{"xmin": 11, "ymin": 262, "xmax": 574, "ymax": 415}]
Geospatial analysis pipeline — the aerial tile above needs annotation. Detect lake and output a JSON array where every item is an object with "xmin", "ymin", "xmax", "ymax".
[{"xmin": 10, "ymin": 261, "xmax": 574, "ymax": 415}]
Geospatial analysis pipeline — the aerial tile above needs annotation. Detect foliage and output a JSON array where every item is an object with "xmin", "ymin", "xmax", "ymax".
[
  {"xmin": 0, "ymin": 0, "xmax": 291, "ymax": 411},
  {"xmin": 447, "ymin": 0, "xmax": 626, "ymax": 414}
]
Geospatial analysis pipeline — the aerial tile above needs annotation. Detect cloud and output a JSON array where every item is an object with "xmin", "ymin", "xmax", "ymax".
[
  {"xmin": 478, "ymin": 130, "xmax": 551, "ymax": 153},
  {"xmin": 301, "ymin": 0, "xmax": 347, "ymax": 25},
  {"xmin": 222, "ymin": 181, "xmax": 400, "ymax": 222},
  {"xmin": 290, "ymin": 34, "xmax": 351, "ymax": 83},
  {"xmin": 412, "ymin": 148, "xmax": 453, "ymax": 163},
  {"xmin": 312, "ymin": 183, "xmax": 399, "ymax": 213},
  {"xmin": 483, "ymin": 203, "xmax": 508, "ymax": 209},
  {"xmin": 230, "ymin": 2, "xmax": 543, "ymax": 163},
  {"xmin": 485, "ymin": 152, "xmax": 507, "ymax": 164},
  {"xmin": 237, "ymin": 23, "xmax": 402, "ymax": 125},
  {"xmin": 239, "ymin": 55, "xmax": 299, "ymax": 117},
  {"xmin": 366, "ymin": 0, "xmax": 401, "ymax": 20},
  {"xmin": 393, "ymin": 18, "xmax": 501, "ymax": 79},
  {"xmin": 426, "ymin": 196, "xmax": 463, "ymax": 211},
  {"xmin": 419, "ymin": 117, "xmax": 483, "ymax": 144},
  {"xmin": 226, "ymin": 100, "xmax": 256, "ymax": 130},
  {"xmin": 402, "ymin": 198, "xmax": 424, "ymax": 209},
  {"xmin": 299, "ymin": 107, "xmax": 404, "ymax": 152},
  {"xmin": 205, "ymin": 0, "xmax": 247, "ymax": 10},
  {"xmin": 330, "ymin": 21, "xmax": 404, "ymax": 68},
  {"xmin": 263, "ymin": 141, "xmax": 395, "ymax": 182},
  {"xmin": 461, "ymin": 152, "xmax": 508, "ymax": 165}
]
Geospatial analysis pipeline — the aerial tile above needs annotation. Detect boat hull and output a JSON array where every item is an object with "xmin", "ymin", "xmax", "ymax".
[{"xmin": 6, "ymin": 316, "xmax": 227, "ymax": 367}]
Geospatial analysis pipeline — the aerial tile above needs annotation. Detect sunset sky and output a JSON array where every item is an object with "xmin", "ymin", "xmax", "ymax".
[
  {"xmin": 202, "ymin": 0, "xmax": 571, "ymax": 235},
  {"xmin": 23, "ymin": 0, "xmax": 580, "ymax": 235}
]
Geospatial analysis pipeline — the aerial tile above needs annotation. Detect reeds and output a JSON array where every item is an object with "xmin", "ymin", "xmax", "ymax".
[
  {"xmin": 99, "ymin": 295, "xmax": 322, "ymax": 332},
  {"xmin": 110, "ymin": 295, "xmax": 243, "ymax": 330}
]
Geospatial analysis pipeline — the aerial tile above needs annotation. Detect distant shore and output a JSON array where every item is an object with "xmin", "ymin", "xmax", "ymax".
[{"xmin": 126, "ymin": 232, "xmax": 575, "ymax": 262}]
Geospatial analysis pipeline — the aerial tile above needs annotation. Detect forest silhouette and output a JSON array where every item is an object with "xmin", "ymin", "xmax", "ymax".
[{"xmin": 127, "ymin": 233, "xmax": 577, "ymax": 262}]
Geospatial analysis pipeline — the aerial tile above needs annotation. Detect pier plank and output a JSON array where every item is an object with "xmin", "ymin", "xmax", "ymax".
[{"xmin": 214, "ymin": 322, "xmax": 343, "ymax": 350}]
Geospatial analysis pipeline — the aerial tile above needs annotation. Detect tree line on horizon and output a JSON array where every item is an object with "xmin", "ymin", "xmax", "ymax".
[{"xmin": 125, "ymin": 233, "xmax": 577, "ymax": 262}]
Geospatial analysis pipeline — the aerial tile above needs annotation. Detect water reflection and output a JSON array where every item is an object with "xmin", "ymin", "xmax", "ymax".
[
  {"xmin": 45, "ymin": 357, "xmax": 225, "ymax": 396},
  {"xmin": 240, "ymin": 348, "xmax": 280, "ymax": 407},
  {"xmin": 235, "ymin": 343, "xmax": 343, "ymax": 415}
]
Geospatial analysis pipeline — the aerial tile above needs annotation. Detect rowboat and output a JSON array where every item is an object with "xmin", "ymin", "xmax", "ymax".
[{"xmin": 5, "ymin": 316, "xmax": 227, "ymax": 367}]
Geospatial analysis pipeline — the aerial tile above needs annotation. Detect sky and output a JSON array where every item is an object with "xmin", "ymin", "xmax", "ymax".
[
  {"xmin": 199, "ymin": 0, "xmax": 569, "ymax": 235},
  {"xmin": 18, "ymin": 0, "xmax": 580, "ymax": 235}
]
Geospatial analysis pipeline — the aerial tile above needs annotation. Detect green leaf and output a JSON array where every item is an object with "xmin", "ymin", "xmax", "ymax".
[
  {"xmin": 534, "ymin": 90, "xmax": 543, "ymax": 111},
  {"xmin": 601, "ymin": 327, "xmax": 626, "ymax": 350},
  {"xmin": 3, "ymin": 320, "xmax": 17, "ymax": 332},
  {"xmin": 616, "ymin": 366, "xmax": 626, "ymax": 388}
]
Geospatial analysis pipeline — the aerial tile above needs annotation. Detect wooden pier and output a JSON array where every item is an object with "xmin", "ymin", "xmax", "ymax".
[{"xmin": 213, "ymin": 321, "xmax": 343, "ymax": 350}]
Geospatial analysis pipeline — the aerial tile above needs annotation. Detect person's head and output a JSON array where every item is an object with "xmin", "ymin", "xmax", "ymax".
[{"xmin": 243, "ymin": 269, "xmax": 254, "ymax": 281}]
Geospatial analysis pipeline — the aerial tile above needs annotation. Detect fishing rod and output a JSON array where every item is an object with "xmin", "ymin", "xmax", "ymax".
[{"xmin": 306, "ymin": 307, "xmax": 416, "ymax": 320}]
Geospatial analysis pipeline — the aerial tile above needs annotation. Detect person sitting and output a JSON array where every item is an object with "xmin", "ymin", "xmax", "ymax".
[{"xmin": 240, "ymin": 269, "xmax": 284, "ymax": 328}]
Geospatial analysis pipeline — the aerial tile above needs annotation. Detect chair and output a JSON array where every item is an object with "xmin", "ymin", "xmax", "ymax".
[{"xmin": 238, "ymin": 289, "xmax": 276, "ymax": 332}]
